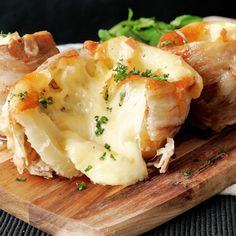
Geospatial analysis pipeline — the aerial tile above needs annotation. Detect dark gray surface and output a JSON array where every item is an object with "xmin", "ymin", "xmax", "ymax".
[{"xmin": 1, "ymin": 195, "xmax": 236, "ymax": 236}]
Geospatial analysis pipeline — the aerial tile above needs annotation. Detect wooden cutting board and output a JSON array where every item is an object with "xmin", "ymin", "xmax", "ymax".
[{"xmin": 0, "ymin": 125, "xmax": 236, "ymax": 236}]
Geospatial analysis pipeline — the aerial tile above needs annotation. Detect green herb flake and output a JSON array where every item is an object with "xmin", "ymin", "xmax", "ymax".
[
  {"xmin": 110, "ymin": 153, "xmax": 116, "ymax": 161},
  {"xmin": 106, "ymin": 106, "xmax": 112, "ymax": 112},
  {"xmin": 113, "ymin": 63, "xmax": 129, "ymax": 82},
  {"xmin": 76, "ymin": 181, "xmax": 87, "ymax": 191},
  {"xmin": 94, "ymin": 115, "xmax": 109, "ymax": 136},
  {"xmin": 113, "ymin": 63, "xmax": 169, "ymax": 83},
  {"xmin": 16, "ymin": 177, "xmax": 27, "ymax": 182},
  {"xmin": 39, "ymin": 97, "xmax": 53, "ymax": 108},
  {"xmin": 10, "ymin": 91, "xmax": 28, "ymax": 101},
  {"xmin": 84, "ymin": 165, "xmax": 93, "ymax": 172},
  {"xmin": 183, "ymin": 170, "xmax": 191, "ymax": 177},
  {"xmin": 119, "ymin": 91, "xmax": 126, "ymax": 106},
  {"xmin": 100, "ymin": 152, "xmax": 106, "ymax": 160},
  {"xmin": 104, "ymin": 143, "xmax": 111, "ymax": 151},
  {"xmin": 104, "ymin": 86, "xmax": 109, "ymax": 101}
]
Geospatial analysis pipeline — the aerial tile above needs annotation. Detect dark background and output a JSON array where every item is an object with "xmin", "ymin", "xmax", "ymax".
[{"xmin": 0, "ymin": 0, "xmax": 235, "ymax": 44}]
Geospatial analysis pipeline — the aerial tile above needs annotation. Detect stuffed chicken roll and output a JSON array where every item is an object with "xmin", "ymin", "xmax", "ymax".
[
  {"xmin": 2, "ymin": 36, "xmax": 202, "ymax": 185},
  {"xmin": 159, "ymin": 21, "xmax": 236, "ymax": 131}
]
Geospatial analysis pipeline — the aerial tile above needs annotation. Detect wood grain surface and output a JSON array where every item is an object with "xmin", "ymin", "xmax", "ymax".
[{"xmin": 0, "ymin": 125, "xmax": 236, "ymax": 235}]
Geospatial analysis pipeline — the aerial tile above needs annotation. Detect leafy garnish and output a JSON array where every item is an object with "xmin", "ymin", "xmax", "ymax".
[
  {"xmin": 170, "ymin": 15, "xmax": 202, "ymax": 28},
  {"xmin": 76, "ymin": 182, "xmax": 87, "ymax": 191},
  {"xmin": 39, "ymin": 97, "xmax": 53, "ymax": 108},
  {"xmin": 94, "ymin": 115, "xmax": 109, "ymax": 136},
  {"xmin": 84, "ymin": 165, "xmax": 93, "ymax": 172},
  {"xmin": 113, "ymin": 62, "xmax": 169, "ymax": 83},
  {"xmin": 16, "ymin": 177, "xmax": 27, "ymax": 182},
  {"xmin": 98, "ymin": 9, "xmax": 202, "ymax": 46}
]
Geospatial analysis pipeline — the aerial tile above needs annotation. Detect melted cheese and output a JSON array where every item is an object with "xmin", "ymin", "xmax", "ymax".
[{"xmin": 14, "ymin": 50, "xmax": 148, "ymax": 184}]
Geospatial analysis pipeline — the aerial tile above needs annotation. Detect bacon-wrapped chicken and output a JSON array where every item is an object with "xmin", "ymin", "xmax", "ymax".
[
  {"xmin": 159, "ymin": 21, "xmax": 236, "ymax": 131},
  {"xmin": 2, "ymin": 37, "xmax": 202, "ymax": 185}
]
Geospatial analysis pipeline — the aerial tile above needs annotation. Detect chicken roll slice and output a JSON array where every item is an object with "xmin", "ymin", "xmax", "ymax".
[
  {"xmin": 2, "ymin": 36, "xmax": 202, "ymax": 185},
  {"xmin": 159, "ymin": 21, "xmax": 236, "ymax": 131}
]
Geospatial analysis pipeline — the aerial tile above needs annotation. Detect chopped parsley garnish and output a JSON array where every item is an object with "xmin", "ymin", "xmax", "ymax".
[
  {"xmin": 113, "ymin": 63, "xmax": 129, "ymax": 82},
  {"xmin": 84, "ymin": 165, "xmax": 93, "ymax": 172},
  {"xmin": 113, "ymin": 62, "xmax": 169, "ymax": 83},
  {"xmin": 100, "ymin": 152, "xmax": 106, "ymax": 160},
  {"xmin": 94, "ymin": 115, "xmax": 109, "ymax": 136},
  {"xmin": 110, "ymin": 153, "xmax": 116, "ymax": 161},
  {"xmin": 183, "ymin": 170, "xmax": 191, "ymax": 177},
  {"xmin": 104, "ymin": 86, "xmax": 109, "ymax": 101},
  {"xmin": 160, "ymin": 40, "xmax": 177, "ymax": 46},
  {"xmin": 76, "ymin": 181, "xmax": 87, "ymax": 191},
  {"xmin": 10, "ymin": 91, "xmax": 28, "ymax": 101},
  {"xmin": 119, "ymin": 91, "xmax": 126, "ymax": 106},
  {"xmin": 106, "ymin": 106, "xmax": 112, "ymax": 112},
  {"xmin": 104, "ymin": 143, "xmax": 111, "ymax": 151},
  {"xmin": 16, "ymin": 177, "xmax": 27, "ymax": 182},
  {"xmin": 39, "ymin": 97, "xmax": 53, "ymax": 108}
]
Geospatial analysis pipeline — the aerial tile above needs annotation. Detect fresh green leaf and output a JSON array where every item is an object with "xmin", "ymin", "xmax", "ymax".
[
  {"xmin": 170, "ymin": 15, "xmax": 202, "ymax": 28},
  {"xmin": 98, "ymin": 9, "xmax": 202, "ymax": 46},
  {"xmin": 98, "ymin": 29, "xmax": 112, "ymax": 41},
  {"xmin": 128, "ymin": 8, "xmax": 133, "ymax": 21}
]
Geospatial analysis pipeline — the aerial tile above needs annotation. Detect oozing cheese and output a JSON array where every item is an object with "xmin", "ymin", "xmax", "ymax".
[{"xmin": 14, "ymin": 49, "xmax": 148, "ymax": 184}]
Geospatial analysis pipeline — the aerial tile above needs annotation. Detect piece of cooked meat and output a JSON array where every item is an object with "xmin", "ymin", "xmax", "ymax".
[
  {"xmin": 2, "ymin": 36, "xmax": 202, "ymax": 185},
  {"xmin": 159, "ymin": 21, "xmax": 236, "ymax": 131}
]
